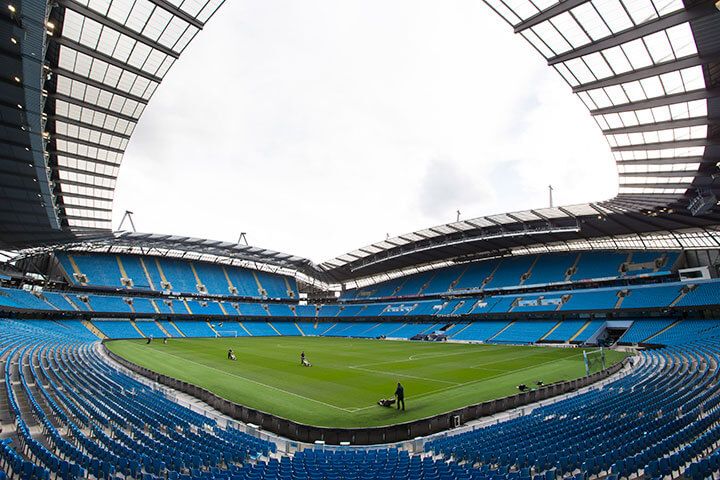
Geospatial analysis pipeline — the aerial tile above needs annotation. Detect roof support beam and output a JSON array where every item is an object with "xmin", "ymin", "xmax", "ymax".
[
  {"xmin": 619, "ymin": 182, "xmax": 691, "ymax": 189},
  {"xmin": 619, "ymin": 170, "xmax": 699, "ymax": 178},
  {"xmin": 148, "ymin": 0, "xmax": 204, "ymax": 29},
  {"xmin": 54, "ymin": 190, "xmax": 113, "ymax": 203},
  {"xmin": 54, "ymin": 165, "xmax": 118, "ymax": 181},
  {"xmin": 60, "ymin": 213, "xmax": 111, "ymax": 222},
  {"xmin": 547, "ymin": 3, "xmax": 714, "ymax": 66},
  {"xmin": 514, "ymin": 0, "xmax": 588, "ymax": 33},
  {"xmin": 53, "ymin": 178, "xmax": 115, "ymax": 191},
  {"xmin": 615, "ymin": 156, "xmax": 705, "ymax": 165},
  {"xmin": 57, "ymin": 0, "xmax": 180, "ymax": 59},
  {"xmin": 53, "ymin": 67, "xmax": 149, "ymax": 105},
  {"xmin": 50, "ymin": 93, "xmax": 139, "ymax": 123},
  {"xmin": 53, "ymin": 133, "xmax": 126, "ymax": 155},
  {"xmin": 610, "ymin": 138, "xmax": 716, "ymax": 152},
  {"xmin": 48, "ymin": 150, "xmax": 120, "ymax": 169},
  {"xmin": 49, "ymin": 115, "xmax": 132, "ymax": 140},
  {"xmin": 590, "ymin": 88, "xmax": 720, "ymax": 115},
  {"xmin": 57, "ymin": 204, "xmax": 112, "ymax": 214},
  {"xmin": 603, "ymin": 117, "xmax": 714, "ymax": 135},
  {"xmin": 52, "ymin": 37, "xmax": 163, "ymax": 83},
  {"xmin": 573, "ymin": 55, "xmax": 716, "ymax": 93}
]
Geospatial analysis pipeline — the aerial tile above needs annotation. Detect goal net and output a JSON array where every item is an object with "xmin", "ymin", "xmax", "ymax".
[
  {"xmin": 583, "ymin": 348, "xmax": 606, "ymax": 375},
  {"xmin": 215, "ymin": 331, "xmax": 238, "ymax": 338}
]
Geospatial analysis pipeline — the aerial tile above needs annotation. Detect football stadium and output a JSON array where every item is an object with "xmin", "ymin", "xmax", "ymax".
[{"xmin": 1, "ymin": 0, "xmax": 720, "ymax": 479}]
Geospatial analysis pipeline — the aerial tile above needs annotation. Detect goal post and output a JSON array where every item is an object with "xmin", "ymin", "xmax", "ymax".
[
  {"xmin": 583, "ymin": 347, "xmax": 606, "ymax": 376},
  {"xmin": 215, "ymin": 330, "xmax": 238, "ymax": 338}
]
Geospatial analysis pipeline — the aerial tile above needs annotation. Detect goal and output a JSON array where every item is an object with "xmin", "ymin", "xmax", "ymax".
[
  {"xmin": 583, "ymin": 348, "xmax": 606, "ymax": 376},
  {"xmin": 215, "ymin": 330, "xmax": 238, "ymax": 338}
]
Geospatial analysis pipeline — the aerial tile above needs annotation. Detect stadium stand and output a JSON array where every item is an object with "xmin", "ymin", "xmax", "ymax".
[
  {"xmin": 491, "ymin": 320, "xmax": 558, "ymax": 344},
  {"xmin": 619, "ymin": 319, "xmax": 675, "ymax": 344},
  {"xmin": 93, "ymin": 320, "xmax": 145, "ymax": 339},
  {"xmin": 173, "ymin": 321, "xmax": 218, "ymax": 337},
  {"xmin": 341, "ymin": 251, "xmax": 680, "ymax": 300},
  {"xmin": 450, "ymin": 321, "xmax": 509, "ymax": 342},
  {"xmin": 54, "ymin": 253, "xmax": 298, "ymax": 300},
  {"xmin": 424, "ymin": 336, "xmax": 720, "ymax": 480},
  {"xmin": 1, "ymin": 319, "xmax": 275, "ymax": 480},
  {"xmin": 242, "ymin": 322, "xmax": 280, "ymax": 336}
]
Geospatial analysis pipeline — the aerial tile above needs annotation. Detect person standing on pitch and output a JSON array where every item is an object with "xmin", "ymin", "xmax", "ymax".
[
  {"xmin": 300, "ymin": 351, "xmax": 305, "ymax": 366},
  {"xmin": 395, "ymin": 382, "xmax": 405, "ymax": 411}
]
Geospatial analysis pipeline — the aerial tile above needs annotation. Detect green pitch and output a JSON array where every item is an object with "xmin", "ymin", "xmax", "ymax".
[{"xmin": 107, "ymin": 336, "xmax": 628, "ymax": 428}]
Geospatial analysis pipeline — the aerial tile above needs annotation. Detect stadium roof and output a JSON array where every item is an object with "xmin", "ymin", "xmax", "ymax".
[
  {"xmin": 0, "ymin": 0, "xmax": 223, "ymax": 248},
  {"xmin": 0, "ymin": 0, "xmax": 719, "ymax": 284}
]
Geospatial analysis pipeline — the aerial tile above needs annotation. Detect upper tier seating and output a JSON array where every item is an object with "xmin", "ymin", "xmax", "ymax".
[
  {"xmin": 55, "ymin": 252, "xmax": 298, "ymax": 299},
  {"xmin": 341, "ymin": 250, "xmax": 679, "ymax": 299}
]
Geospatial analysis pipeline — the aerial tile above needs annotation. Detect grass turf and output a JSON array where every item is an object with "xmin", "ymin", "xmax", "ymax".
[{"xmin": 107, "ymin": 336, "xmax": 628, "ymax": 428}]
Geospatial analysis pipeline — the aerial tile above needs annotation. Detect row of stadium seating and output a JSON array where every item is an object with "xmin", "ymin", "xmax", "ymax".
[
  {"xmin": 424, "ymin": 334, "xmax": 720, "ymax": 480},
  {"xmin": 81, "ymin": 318, "xmax": 703, "ymax": 345},
  {"xmin": 343, "ymin": 251, "xmax": 679, "ymax": 299},
  {"xmin": 55, "ymin": 252, "xmax": 299, "ymax": 299},
  {"xmin": 1, "ymin": 278, "xmax": 717, "ymax": 316},
  {"xmin": 3, "ymin": 318, "xmax": 720, "ymax": 480}
]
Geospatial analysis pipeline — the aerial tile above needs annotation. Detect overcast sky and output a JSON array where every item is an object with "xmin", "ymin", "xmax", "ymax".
[{"xmin": 112, "ymin": 0, "xmax": 618, "ymax": 263}]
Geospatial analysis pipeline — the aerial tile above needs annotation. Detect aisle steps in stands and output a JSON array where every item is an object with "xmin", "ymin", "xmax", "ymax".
[
  {"xmin": 614, "ymin": 291, "xmax": 626, "ymax": 309},
  {"xmin": 148, "ymin": 299, "xmax": 161, "ymax": 314},
  {"xmin": 155, "ymin": 321, "xmax": 172, "ymax": 337},
  {"xmin": 62, "ymin": 294, "xmax": 80, "ymax": 311},
  {"xmin": 222, "ymin": 267, "xmax": 237, "ymax": 295},
  {"xmin": 65, "ymin": 255, "xmax": 87, "ymax": 285},
  {"xmin": 487, "ymin": 321, "xmax": 515, "ymax": 341},
  {"xmin": 417, "ymin": 273, "xmax": 435, "ymax": 296},
  {"xmin": 283, "ymin": 278, "xmax": 295, "ymax": 298},
  {"xmin": 251, "ymin": 272, "xmax": 265, "ymax": 297},
  {"xmin": 539, "ymin": 321, "xmax": 562, "ymax": 341},
  {"xmin": 268, "ymin": 322, "xmax": 282, "ymax": 336},
  {"xmin": 237, "ymin": 322, "xmax": 252, "ymax": 336},
  {"xmin": 643, "ymin": 320, "xmax": 682, "ymax": 343},
  {"xmin": 568, "ymin": 320, "xmax": 593, "ymax": 342},
  {"xmin": 80, "ymin": 320, "xmax": 106, "ymax": 339},
  {"xmin": 182, "ymin": 299, "xmax": 193, "ymax": 314},
  {"xmin": 154, "ymin": 258, "xmax": 172, "ymax": 291},
  {"xmin": 139, "ymin": 257, "xmax": 157, "ymax": 290},
  {"xmin": 129, "ymin": 321, "xmax": 145, "ymax": 338},
  {"xmin": 449, "ymin": 323, "xmax": 472, "ymax": 338},
  {"xmin": 218, "ymin": 303, "xmax": 229, "ymax": 316},
  {"xmin": 564, "ymin": 254, "xmax": 581, "ymax": 281},
  {"xmin": 669, "ymin": 285, "xmax": 694, "ymax": 307},
  {"xmin": 519, "ymin": 256, "xmax": 539, "ymax": 286},
  {"xmin": 168, "ymin": 321, "xmax": 186, "ymax": 337},
  {"xmin": 483, "ymin": 262, "xmax": 503, "ymax": 290},
  {"xmin": 115, "ymin": 256, "xmax": 131, "ymax": 288},
  {"xmin": 189, "ymin": 263, "xmax": 206, "ymax": 294},
  {"xmin": 206, "ymin": 322, "xmax": 220, "ymax": 337},
  {"xmin": 294, "ymin": 322, "xmax": 305, "ymax": 336}
]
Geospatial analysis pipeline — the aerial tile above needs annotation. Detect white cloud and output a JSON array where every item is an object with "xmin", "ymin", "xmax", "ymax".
[{"xmin": 113, "ymin": 0, "xmax": 617, "ymax": 263}]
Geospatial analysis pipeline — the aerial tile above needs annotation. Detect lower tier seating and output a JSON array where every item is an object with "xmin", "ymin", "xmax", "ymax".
[{"xmin": 1, "ymin": 318, "xmax": 720, "ymax": 480}]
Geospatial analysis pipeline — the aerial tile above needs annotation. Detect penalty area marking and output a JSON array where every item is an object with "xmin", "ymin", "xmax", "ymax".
[
  {"xmin": 117, "ymin": 342, "xmax": 356, "ymax": 413},
  {"xmin": 352, "ymin": 349, "xmax": 594, "ymax": 412}
]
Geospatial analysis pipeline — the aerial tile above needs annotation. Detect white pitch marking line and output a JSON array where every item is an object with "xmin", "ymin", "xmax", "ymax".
[
  {"xmin": 352, "ymin": 349, "xmax": 596, "ymax": 411},
  {"xmin": 406, "ymin": 345, "xmax": 516, "ymax": 361},
  {"xmin": 120, "ymin": 342, "xmax": 355, "ymax": 413},
  {"xmin": 347, "ymin": 365, "xmax": 459, "ymax": 385}
]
